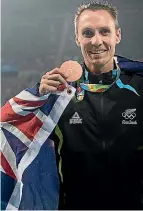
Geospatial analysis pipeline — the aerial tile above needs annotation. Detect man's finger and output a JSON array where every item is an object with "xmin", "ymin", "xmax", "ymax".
[
  {"xmin": 40, "ymin": 84, "xmax": 57, "ymax": 95},
  {"xmin": 46, "ymin": 68, "xmax": 69, "ymax": 79},
  {"xmin": 42, "ymin": 79, "xmax": 60, "ymax": 88},
  {"xmin": 47, "ymin": 74, "xmax": 67, "ymax": 85}
]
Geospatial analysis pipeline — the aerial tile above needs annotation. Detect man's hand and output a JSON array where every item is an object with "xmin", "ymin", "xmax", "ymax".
[{"xmin": 39, "ymin": 68, "xmax": 68, "ymax": 96}]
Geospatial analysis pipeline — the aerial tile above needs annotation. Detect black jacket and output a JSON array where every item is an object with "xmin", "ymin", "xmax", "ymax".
[{"xmin": 51, "ymin": 56, "xmax": 143, "ymax": 210}]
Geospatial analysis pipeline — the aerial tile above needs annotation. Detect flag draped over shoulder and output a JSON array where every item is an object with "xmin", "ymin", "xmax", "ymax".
[
  {"xmin": 115, "ymin": 55, "xmax": 143, "ymax": 74},
  {"xmin": 1, "ymin": 85, "xmax": 75, "ymax": 210}
]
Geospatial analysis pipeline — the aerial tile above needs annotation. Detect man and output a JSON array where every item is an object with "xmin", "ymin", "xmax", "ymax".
[
  {"xmin": 39, "ymin": 1, "xmax": 143, "ymax": 210},
  {"xmin": 1, "ymin": 1, "xmax": 143, "ymax": 210}
]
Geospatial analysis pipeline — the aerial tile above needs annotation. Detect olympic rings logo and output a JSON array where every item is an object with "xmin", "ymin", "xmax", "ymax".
[{"xmin": 122, "ymin": 109, "xmax": 136, "ymax": 120}]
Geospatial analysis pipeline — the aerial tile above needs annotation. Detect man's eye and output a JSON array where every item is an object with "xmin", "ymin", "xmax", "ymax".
[
  {"xmin": 82, "ymin": 30, "xmax": 94, "ymax": 38},
  {"xmin": 101, "ymin": 29, "xmax": 110, "ymax": 35}
]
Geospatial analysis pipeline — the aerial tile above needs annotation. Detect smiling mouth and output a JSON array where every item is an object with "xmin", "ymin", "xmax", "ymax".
[{"xmin": 89, "ymin": 50, "xmax": 107, "ymax": 54}]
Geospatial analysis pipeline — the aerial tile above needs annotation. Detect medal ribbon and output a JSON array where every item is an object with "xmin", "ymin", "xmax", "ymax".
[{"xmin": 76, "ymin": 67, "xmax": 120, "ymax": 101}]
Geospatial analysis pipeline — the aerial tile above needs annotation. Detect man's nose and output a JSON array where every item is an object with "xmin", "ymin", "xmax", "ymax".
[{"xmin": 91, "ymin": 33, "xmax": 103, "ymax": 46}]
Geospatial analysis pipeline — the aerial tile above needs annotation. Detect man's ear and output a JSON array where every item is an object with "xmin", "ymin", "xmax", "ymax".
[
  {"xmin": 116, "ymin": 28, "xmax": 121, "ymax": 44},
  {"xmin": 75, "ymin": 36, "xmax": 80, "ymax": 46}
]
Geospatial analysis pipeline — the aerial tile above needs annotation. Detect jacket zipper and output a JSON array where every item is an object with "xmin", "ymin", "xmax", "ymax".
[{"xmin": 101, "ymin": 92, "xmax": 106, "ymax": 150}]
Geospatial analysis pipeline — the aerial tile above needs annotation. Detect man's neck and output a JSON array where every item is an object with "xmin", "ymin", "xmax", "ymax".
[{"xmin": 85, "ymin": 59, "xmax": 114, "ymax": 75}]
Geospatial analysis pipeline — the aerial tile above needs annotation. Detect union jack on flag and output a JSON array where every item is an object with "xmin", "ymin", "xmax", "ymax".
[{"xmin": 1, "ymin": 85, "xmax": 75, "ymax": 210}]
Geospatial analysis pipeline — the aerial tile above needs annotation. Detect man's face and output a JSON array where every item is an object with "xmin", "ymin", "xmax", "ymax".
[{"xmin": 76, "ymin": 10, "xmax": 121, "ymax": 71}]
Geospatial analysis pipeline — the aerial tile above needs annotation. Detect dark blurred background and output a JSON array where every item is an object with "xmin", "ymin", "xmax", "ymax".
[{"xmin": 1, "ymin": 0, "xmax": 143, "ymax": 105}]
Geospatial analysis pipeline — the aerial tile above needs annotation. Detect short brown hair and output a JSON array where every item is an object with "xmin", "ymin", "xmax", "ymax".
[{"xmin": 74, "ymin": 1, "xmax": 120, "ymax": 35}]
